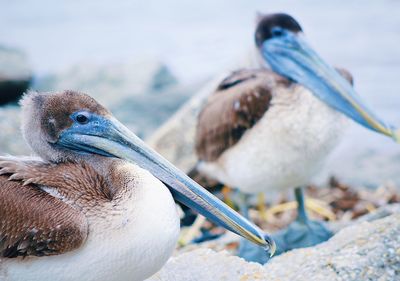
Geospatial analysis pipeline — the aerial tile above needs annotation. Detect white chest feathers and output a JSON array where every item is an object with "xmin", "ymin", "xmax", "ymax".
[
  {"xmin": 2, "ymin": 163, "xmax": 180, "ymax": 281},
  {"xmin": 199, "ymin": 85, "xmax": 348, "ymax": 193}
]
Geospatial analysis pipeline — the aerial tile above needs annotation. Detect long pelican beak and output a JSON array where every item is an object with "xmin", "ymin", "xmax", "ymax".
[
  {"xmin": 260, "ymin": 29, "xmax": 399, "ymax": 142},
  {"xmin": 58, "ymin": 116, "xmax": 275, "ymax": 255}
]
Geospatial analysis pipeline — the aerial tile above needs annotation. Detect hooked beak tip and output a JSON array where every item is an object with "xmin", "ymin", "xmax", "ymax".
[{"xmin": 267, "ymin": 237, "xmax": 276, "ymax": 257}]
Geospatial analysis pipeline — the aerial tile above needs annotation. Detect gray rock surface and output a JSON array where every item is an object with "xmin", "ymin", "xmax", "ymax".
[
  {"xmin": 34, "ymin": 59, "xmax": 199, "ymax": 138},
  {"xmin": 0, "ymin": 46, "xmax": 32, "ymax": 105},
  {"xmin": 111, "ymin": 83, "xmax": 199, "ymax": 138},
  {"xmin": 35, "ymin": 59, "xmax": 177, "ymax": 106},
  {"xmin": 148, "ymin": 210, "xmax": 400, "ymax": 281},
  {"xmin": 147, "ymin": 74, "xmax": 227, "ymax": 171}
]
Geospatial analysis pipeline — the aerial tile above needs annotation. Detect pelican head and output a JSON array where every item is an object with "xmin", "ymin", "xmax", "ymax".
[
  {"xmin": 255, "ymin": 13, "xmax": 399, "ymax": 141},
  {"xmin": 20, "ymin": 90, "xmax": 275, "ymax": 255}
]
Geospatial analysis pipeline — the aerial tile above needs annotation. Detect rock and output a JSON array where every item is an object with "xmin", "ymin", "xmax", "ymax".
[
  {"xmin": 147, "ymin": 75, "xmax": 227, "ymax": 171},
  {"xmin": 148, "ymin": 209, "xmax": 400, "ymax": 281},
  {"xmin": 264, "ymin": 214, "xmax": 400, "ymax": 281},
  {"xmin": 329, "ymin": 202, "xmax": 400, "ymax": 233},
  {"xmin": 113, "ymin": 83, "xmax": 200, "ymax": 138},
  {"xmin": 148, "ymin": 249, "xmax": 265, "ymax": 281},
  {"xmin": 35, "ymin": 58, "xmax": 178, "ymax": 107},
  {"xmin": 0, "ymin": 46, "xmax": 32, "ymax": 105},
  {"xmin": 34, "ymin": 59, "xmax": 199, "ymax": 138}
]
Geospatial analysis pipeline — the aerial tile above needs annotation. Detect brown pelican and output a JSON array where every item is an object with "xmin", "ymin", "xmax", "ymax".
[
  {"xmin": 0, "ymin": 90, "xmax": 274, "ymax": 281},
  {"xmin": 195, "ymin": 13, "xmax": 399, "ymax": 260}
]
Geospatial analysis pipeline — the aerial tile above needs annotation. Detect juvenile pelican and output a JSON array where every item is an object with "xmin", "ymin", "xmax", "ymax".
[
  {"xmin": 0, "ymin": 90, "xmax": 274, "ymax": 281},
  {"xmin": 195, "ymin": 13, "xmax": 399, "ymax": 258}
]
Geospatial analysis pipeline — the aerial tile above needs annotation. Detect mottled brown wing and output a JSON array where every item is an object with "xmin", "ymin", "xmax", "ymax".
[
  {"xmin": 195, "ymin": 68, "xmax": 290, "ymax": 162},
  {"xmin": 0, "ymin": 174, "xmax": 88, "ymax": 258}
]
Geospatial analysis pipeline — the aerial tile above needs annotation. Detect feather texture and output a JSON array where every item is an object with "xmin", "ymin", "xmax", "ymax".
[
  {"xmin": 195, "ymin": 68, "xmax": 290, "ymax": 162},
  {"xmin": 0, "ymin": 157, "xmax": 115, "ymax": 258}
]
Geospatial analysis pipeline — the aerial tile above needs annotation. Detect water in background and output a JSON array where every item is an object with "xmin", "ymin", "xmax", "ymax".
[{"xmin": 1, "ymin": 0, "xmax": 400, "ymax": 186}]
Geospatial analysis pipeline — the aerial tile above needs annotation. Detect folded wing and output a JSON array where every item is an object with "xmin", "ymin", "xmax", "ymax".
[
  {"xmin": 195, "ymin": 68, "xmax": 290, "ymax": 162},
  {"xmin": 0, "ymin": 158, "xmax": 93, "ymax": 258}
]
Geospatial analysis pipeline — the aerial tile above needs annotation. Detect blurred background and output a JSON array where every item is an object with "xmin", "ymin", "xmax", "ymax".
[{"xmin": 1, "ymin": 0, "xmax": 400, "ymax": 187}]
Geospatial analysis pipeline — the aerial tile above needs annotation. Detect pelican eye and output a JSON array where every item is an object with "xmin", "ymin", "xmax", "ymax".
[
  {"xmin": 76, "ymin": 114, "xmax": 89, "ymax": 124},
  {"xmin": 271, "ymin": 27, "xmax": 284, "ymax": 37}
]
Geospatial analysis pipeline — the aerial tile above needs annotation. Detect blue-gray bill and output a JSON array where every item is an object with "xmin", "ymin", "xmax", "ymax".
[
  {"xmin": 57, "ymin": 115, "xmax": 276, "ymax": 256},
  {"xmin": 261, "ymin": 28, "xmax": 399, "ymax": 142}
]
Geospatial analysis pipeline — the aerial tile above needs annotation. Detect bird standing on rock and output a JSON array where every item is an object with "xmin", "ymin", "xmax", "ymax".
[
  {"xmin": 194, "ymin": 13, "xmax": 399, "ymax": 261},
  {"xmin": 0, "ymin": 90, "xmax": 275, "ymax": 281}
]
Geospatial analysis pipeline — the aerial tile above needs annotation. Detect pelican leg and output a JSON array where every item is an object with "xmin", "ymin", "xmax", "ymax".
[
  {"xmin": 257, "ymin": 192, "xmax": 268, "ymax": 221},
  {"xmin": 221, "ymin": 185, "xmax": 236, "ymax": 209},
  {"xmin": 272, "ymin": 187, "xmax": 333, "ymax": 255},
  {"xmin": 240, "ymin": 192, "xmax": 251, "ymax": 218}
]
